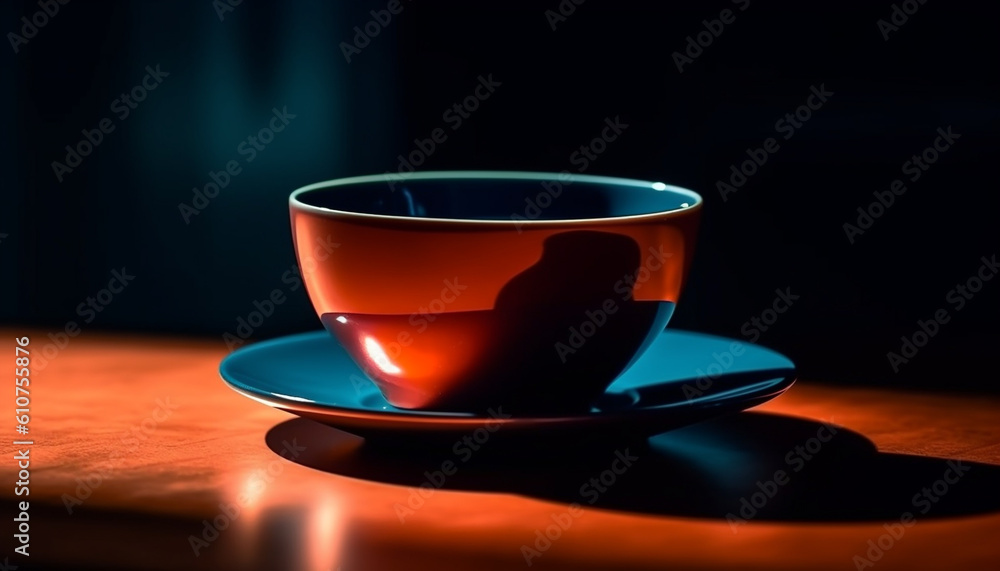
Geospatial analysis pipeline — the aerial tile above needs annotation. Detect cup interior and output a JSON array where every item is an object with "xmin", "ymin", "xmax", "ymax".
[{"xmin": 291, "ymin": 172, "xmax": 699, "ymax": 222}]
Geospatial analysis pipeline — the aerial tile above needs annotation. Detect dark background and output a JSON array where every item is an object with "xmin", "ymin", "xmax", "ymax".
[{"xmin": 2, "ymin": 0, "xmax": 997, "ymax": 391}]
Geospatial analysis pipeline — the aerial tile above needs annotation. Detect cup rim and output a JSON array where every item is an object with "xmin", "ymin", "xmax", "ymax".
[{"xmin": 288, "ymin": 170, "xmax": 702, "ymax": 226}]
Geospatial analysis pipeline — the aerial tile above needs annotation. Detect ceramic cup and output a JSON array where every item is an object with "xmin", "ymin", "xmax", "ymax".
[{"xmin": 289, "ymin": 171, "xmax": 702, "ymax": 414}]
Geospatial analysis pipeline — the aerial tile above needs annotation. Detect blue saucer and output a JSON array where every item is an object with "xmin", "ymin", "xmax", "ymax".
[{"xmin": 220, "ymin": 330, "xmax": 795, "ymax": 443}]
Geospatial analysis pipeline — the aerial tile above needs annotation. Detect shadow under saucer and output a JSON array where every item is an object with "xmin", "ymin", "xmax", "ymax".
[{"xmin": 265, "ymin": 412, "xmax": 1000, "ymax": 522}]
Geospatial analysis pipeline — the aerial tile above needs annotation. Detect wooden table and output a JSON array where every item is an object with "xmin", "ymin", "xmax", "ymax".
[{"xmin": 3, "ymin": 329, "xmax": 999, "ymax": 570}]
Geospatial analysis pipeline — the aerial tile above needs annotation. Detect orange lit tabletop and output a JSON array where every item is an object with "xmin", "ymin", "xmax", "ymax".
[{"xmin": 3, "ymin": 329, "xmax": 999, "ymax": 571}]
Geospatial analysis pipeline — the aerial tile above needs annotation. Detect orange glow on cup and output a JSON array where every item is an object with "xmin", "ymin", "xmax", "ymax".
[{"xmin": 289, "ymin": 171, "xmax": 701, "ymax": 414}]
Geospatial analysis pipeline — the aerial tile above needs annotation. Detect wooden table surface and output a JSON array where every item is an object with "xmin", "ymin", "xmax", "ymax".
[{"xmin": 3, "ymin": 328, "xmax": 999, "ymax": 570}]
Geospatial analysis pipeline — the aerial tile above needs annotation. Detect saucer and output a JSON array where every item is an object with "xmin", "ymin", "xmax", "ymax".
[{"xmin": 220, "ymin": 329, "xmax": 796, "ymax": 444}]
